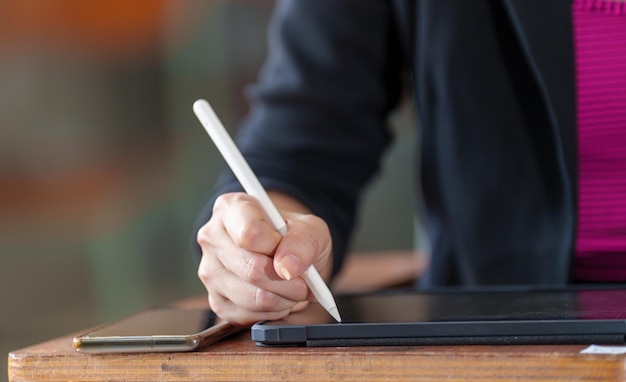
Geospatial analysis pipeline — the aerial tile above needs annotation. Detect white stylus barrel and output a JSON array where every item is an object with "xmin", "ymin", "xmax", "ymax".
[{"xmin": 193, "ymin": 99, "xmax": 341, "ymax": 323}]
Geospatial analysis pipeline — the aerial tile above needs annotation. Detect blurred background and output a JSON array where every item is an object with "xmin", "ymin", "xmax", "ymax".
[{"xmin": 0, "ymin": 1, "xmax": 418, "ymax": 380}]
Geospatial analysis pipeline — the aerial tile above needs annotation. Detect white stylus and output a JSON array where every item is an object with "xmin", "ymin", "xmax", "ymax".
[{"xmin": 193, "ymin": 99, "xmax": 341, "ymax": 323}]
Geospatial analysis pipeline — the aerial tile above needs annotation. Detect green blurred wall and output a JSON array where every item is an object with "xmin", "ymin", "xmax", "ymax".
[{"xmin": 0, "ymin": 3, "xmax": 417, "ymax": 380}]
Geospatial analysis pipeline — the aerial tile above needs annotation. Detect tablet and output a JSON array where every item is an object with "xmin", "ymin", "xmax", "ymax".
[
  {"xmin": 251, "ymin": 287, "xmax": 626, "ymax": 347},
  {"xmin": 73, "ymin": 308, "xmax": 241, "ymax": 354}
]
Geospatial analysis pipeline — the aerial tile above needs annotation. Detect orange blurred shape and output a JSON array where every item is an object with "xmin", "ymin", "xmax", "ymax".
[{"xmin": 0, "ymin": 0, "xmax": 177, "ymax": 61}]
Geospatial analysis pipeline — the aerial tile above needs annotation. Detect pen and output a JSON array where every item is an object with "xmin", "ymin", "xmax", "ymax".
[{"xmin": 193, "ymin": 99, "xmax": 342, "ymax": 323}]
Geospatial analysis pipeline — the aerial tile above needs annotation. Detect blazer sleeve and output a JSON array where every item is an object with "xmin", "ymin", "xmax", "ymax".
[{"xmin": 192, "ymin": 0, "xmax": 405, "ymax": 276}]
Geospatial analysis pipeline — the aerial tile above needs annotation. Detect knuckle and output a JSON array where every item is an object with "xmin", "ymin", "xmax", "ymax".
[
  {"xmin": 207, "ymin": 294, "xmax": 226, "ymax": 316},
  {"xmin": 197, "ymin": 255, "xmax": 219, "ymax": 285},
  {"xmin": 197, "ymin": 264, "xmax": 211, "ymax": 284},
  {"xmin": 236, "ymin": 220, "xmax": 265, "ymax": 249},
  {"xmin": 212, "ymin": 193, "xmax": 234, "ymax": 214},
  {"xmin": 197, "ymin": 216, "xmax": 221, "ymax": 247},
  {"xmin": 196, "ymin": 227, "xmax": 211, "ymax": 246},
  {"xmin": 215, "ymin": 192, "xmax": 250, "ymax": 210},
  {"xmin": 240, "ymin": 255, "xmax": 267, "ymax": 283}
]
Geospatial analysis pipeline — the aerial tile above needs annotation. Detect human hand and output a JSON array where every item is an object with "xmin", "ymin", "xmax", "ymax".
[{"xmin": 196, "ymin": 192, "xmax": 333, "ymax": 326}]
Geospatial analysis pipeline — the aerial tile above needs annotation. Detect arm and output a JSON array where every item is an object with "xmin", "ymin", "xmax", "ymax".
[{"xmin": 194, "ymin": 0, "xmax": 404, "ymax": 325}]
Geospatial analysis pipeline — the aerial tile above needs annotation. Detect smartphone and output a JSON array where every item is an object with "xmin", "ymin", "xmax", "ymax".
[{"xmin": 73, "ymin": 307, "xmax": 241, "ymax": 354}]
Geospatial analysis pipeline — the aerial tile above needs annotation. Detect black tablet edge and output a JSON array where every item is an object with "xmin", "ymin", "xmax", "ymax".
[
  {"xmin": 252, "ymin": 320, "xmax": 626, "ymax": 347},
  {"xmin": 304, "ymin": 334, "xmax": 626, "ymax": 347}
]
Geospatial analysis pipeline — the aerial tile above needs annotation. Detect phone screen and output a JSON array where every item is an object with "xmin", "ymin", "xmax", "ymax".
[{"xmin": 73, "ymin": 308, "xmax": 241, "ymax": 353}]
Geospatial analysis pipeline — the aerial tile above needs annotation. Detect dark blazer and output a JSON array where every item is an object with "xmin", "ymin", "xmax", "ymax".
[{"xmin": 194, "ymin": 0, "xmax": 577, "ymax": 286}]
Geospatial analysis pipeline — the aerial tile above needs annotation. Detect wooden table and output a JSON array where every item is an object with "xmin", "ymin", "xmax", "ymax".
[{"xmin": 9, "ymin": 300, "xmax": 626, "ymax": 382}]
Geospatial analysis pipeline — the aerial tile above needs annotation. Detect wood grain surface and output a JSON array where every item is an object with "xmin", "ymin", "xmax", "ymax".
[{"xmin": 9, "ymin": 318, "xmax": 626, "ymax": 381}]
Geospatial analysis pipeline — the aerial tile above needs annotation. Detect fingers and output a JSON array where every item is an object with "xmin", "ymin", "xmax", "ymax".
[
  {"xmin": 213, "ymin": 235, "xmax": 310, "ymax": 303},
  {"xmin": 198, "ymin": 250, "xmax": 309, "ymax": 325},
  {"xmin": 209, "ymin": 194, "xmax": 309, "ymax": 300},
  {"xmin": 207, "ymin": 293, "xmax": 291, "ymax": 327},
  {"xmin": 197, "ymin": 192, "xmax": 315, "ymax": 325},
  {"xmin": 199, "ymin": 257, "xmax": 295, "ymax": 325}
]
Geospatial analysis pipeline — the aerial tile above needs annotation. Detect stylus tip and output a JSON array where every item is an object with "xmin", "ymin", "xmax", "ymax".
[{"xmin": 329, "ymin": 306, "xmax": 342, "ymax": 323}]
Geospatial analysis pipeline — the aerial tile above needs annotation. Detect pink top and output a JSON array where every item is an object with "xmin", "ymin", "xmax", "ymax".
[{"xmin": 572, "ymin": 0, "xmax": 626, "ymax": 281}]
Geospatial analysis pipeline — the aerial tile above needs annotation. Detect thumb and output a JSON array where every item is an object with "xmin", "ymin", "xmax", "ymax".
[{"xmin": 273, "ymin": 215, "xmax": 332, "ymax": 282}]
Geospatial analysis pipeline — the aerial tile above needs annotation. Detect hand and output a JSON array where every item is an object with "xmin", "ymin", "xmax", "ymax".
[{"xmin": 196, "ymin": 192, "xmax": 333, "ymax": 326}]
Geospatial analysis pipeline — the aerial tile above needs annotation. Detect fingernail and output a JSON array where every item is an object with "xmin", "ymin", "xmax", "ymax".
[{"xmin": 277, "ymin": 254, "xmax": 301, "ymax": 280}]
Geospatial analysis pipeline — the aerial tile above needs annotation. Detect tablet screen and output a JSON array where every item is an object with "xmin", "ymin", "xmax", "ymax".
[{"xmin": 278, "ymin": 287, "xmax": 626, "ymax": 325}]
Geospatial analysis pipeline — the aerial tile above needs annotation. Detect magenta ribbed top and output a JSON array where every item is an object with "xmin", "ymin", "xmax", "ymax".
[{"xmin": 572, "ymin": 0, "xmax": 626, "ymax": 281}]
